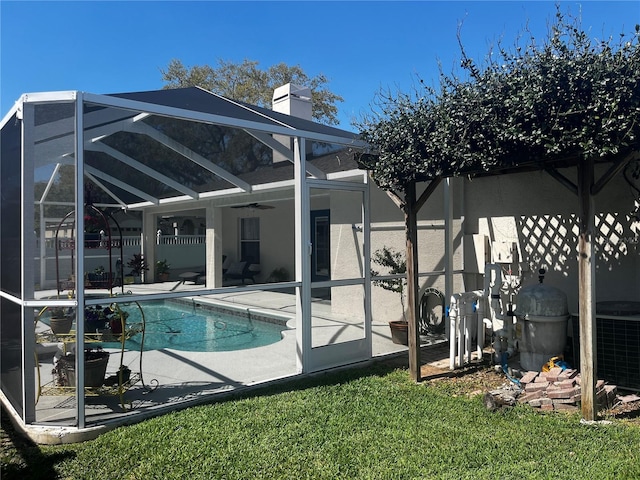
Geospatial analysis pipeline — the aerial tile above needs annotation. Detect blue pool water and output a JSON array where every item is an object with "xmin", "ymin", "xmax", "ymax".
[{"xmin": 100, "ymin": 301, "xmax": 287, "ymax": 352}]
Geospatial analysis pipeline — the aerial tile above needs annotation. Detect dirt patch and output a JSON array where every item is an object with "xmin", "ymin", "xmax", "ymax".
[
  {"xmin": 421, "ymin": 361, "xmax": 640, "ymax": 425},
  {"xmin": 605, "ymin": 398, "xmax": 640, "ymax": 422},
  {"xmin": 422, "ymin": 363, "xmax": 507, "ymax": 395}
]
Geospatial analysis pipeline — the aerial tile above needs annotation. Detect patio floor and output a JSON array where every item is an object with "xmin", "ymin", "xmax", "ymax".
[{"xmin": 29, "ymin": 282, "xmax": 450, "ymax": 443}]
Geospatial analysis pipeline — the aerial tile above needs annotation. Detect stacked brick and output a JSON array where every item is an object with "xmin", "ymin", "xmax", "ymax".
[{"xmin": 517, "ymin": 367, "xmax": 617, "ymax": 411}]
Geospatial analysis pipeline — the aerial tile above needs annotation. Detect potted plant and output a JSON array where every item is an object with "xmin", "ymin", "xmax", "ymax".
[
  {"xmin": 372, "ymin": 246, "xmax": 408, "ymax": 345},
  {"xmin": 127, "ymin": 254, "xmax": 148, "ymax": 283},
  {"xmin": 48, "ymin": 306, "xmax": 74, "ymax": 335},
  {"xmin": 57, "ymin": 347, "xmax": 110, "ymax": 388},
  {"xmin": 156, "ymin": 259, "xmax": 171, "ymax": 282},
  {"xmin": 84, "ymin": 303, "xmax": 129, "ymax": 335},
  {"xmin": 88, "ymin": 265, "xmax": 109, "ymax": 287}
]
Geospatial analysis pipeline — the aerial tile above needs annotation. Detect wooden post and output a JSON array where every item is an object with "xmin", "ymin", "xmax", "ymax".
[
  {"xmin": 578, "ymin": 158, "xmax": 597, "ymax": 421},
  {"xmin": 405, "ymin": 182, "xmax": 421, "ymax": 381}
]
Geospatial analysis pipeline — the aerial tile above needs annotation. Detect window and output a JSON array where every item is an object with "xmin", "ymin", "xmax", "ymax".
[{"xmin": 240, "ymin": 217, "xmax": 260, "ymax": 264}]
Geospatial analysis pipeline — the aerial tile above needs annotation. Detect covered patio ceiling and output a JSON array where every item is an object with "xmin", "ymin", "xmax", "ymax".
[{"xmin": 18, "ymin": 86, "xmax": 368, "ymax": 213}]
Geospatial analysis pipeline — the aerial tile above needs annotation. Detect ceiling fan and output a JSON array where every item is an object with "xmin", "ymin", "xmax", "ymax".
[{"xmin": 230, "ymin": 203, "xmax": 275, "ymax": 210}]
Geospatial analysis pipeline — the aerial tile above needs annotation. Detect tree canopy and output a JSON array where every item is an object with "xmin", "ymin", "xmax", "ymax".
[
  {"xmin": 357, "ymin": 9, "xmax": 640, "ymax": 192},
  {"xmin": 161, "ymin": 59, "xmax": 344, "ymax": 125}
]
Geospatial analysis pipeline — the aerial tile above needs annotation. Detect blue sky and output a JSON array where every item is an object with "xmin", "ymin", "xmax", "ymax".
[{"xmin": 1, "ymin": 1, "xmax": 638, "ymax": 129}]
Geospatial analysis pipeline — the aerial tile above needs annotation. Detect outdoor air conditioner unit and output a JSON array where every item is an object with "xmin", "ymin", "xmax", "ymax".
[{"xmin": 571, "ymin": 301, "xmax": 640, "ymax": 390}]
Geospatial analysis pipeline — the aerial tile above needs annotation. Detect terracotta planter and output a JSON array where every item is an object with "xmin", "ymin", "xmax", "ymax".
[
  {"xmin": 157, "ymin": 272, "xmax": 170, "ymax": 282},
  {"xmin": 50, "ymin": 316, "xmax": 73, "ymax": 335},
  {"xmin": 389, "ymin": 320, "xmax": 409, "ymax": 345}
]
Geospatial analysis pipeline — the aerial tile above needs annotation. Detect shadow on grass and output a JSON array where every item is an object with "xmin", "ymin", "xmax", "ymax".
[
  {"xmin": 221, "ymin": 343, "xmax": 473, "ymax": 403},
  {"xmin": 1, "ymin": 406, "xmax": 75, "ymax": 480}
]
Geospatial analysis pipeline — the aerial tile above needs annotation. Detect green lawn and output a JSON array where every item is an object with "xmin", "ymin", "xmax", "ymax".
[{"xmin": 3, "ymin": 362, "xmax": 640, "ymax": 480}]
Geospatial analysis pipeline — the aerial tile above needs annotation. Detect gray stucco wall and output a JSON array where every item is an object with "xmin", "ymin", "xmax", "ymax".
[{"xmin": 463, "ymin": 167, "xmax": 639, "ymax": 312}]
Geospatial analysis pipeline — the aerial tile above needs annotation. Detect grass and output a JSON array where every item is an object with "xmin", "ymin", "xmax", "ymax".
[{"xmin": 3, "ymin": 362, "xmax": 640, "ymax": 479}]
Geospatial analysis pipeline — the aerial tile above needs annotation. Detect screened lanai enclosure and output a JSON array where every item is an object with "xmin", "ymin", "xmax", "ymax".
[{"xmin": 1, "ymin": 86, "xmax": 410, "ymax": 441}]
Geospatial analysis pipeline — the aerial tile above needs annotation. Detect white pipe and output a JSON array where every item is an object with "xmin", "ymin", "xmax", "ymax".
[
  {"xmin": 450, "ymin": 291, "xmax": 486, "ymax": 369},
  {"xmin": 484, "ymin": 263, "xmax": 520, "ymax": 360},
  {"xmin": 485, "ymin": 264, "xmax": 504, "ymax": 361},
  {"xmin": 462, "ymin": 296, "xmax": 473, "ymax": 364},
  {"xmin": 449, "ymin": 293, "xmax": 460, "ymax": 370},
  {"xmin": 504, "ymin": 299, "xmax": 517, "ymax": 358},
  {"xmin": 475, "ymin": 296, "xmax": 485, "ymax": 361}
]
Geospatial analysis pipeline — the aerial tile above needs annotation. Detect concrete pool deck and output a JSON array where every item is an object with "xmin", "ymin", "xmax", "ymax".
[{"xmin": 24, "ymin": 282, "xmax": 448, "ymax": 443}]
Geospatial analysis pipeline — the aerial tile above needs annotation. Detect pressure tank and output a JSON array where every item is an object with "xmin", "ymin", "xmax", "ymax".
[{"xmin": 514, "ymin": 271, "xmax": 569, "ymax": 371}]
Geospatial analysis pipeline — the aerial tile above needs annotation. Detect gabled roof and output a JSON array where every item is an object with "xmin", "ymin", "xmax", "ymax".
[
  {"xmin": 108, "ymin": 87, "xmax": 356, "ymax": 141},
  {"xmin": 7, "ymin": 87, "xmax": 368, "ymax": 211}
]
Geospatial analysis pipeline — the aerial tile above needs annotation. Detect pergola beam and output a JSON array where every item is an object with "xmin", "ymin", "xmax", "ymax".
[
  {"xmin": 545, "ymin": 167, "xmax": 578, "ymax": 196},
  {"xmin": 578, "ymin": 158, "xmax": 597, "ymax": 421},
  {"xmin": 591, "ymin": 151, "xmax": 639, "ymax": 196},
  {"xmin": 415, "ymin": 178, "xmax": 442, "ymax": 213},
  {"xmin": 404, "ymin": 182, "xmax": 420, "ymax": 381}
]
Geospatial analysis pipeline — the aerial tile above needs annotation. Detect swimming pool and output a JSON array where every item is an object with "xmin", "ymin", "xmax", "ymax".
[{"xmin": 100, "ymin": 300, "xmax": 288, "ymax": 352}]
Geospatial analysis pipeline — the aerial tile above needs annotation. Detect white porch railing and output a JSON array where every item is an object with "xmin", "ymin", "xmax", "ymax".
[
  {"xmin": 37, "ymin": 234, "xmax": 207, "ymax": 249},
  {"xmin": 156, "ymin": 234, "xmax": 206, "ymax": 245}
]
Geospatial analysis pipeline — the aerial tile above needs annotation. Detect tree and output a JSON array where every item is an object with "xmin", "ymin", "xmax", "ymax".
[
  {"xmin": 161, "ymin": 59, "xmax": 344, "ymax": 125},
  {"xmin": 357, "ymin": 9, "xmax": 640, "ymax": 191},
  {"xmin": 356, "ymin": 7, "xmax": 640, "ymax": 413}
]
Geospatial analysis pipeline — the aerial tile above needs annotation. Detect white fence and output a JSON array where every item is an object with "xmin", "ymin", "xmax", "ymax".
[
  {"xmin": 36, "ymin": 234, "xmax": 206, "ymax": 249},
  {"xmin": 36, "ymin": 235, "xmax": 207, "ymax": 288},
  {"xmin": 156, "ymin": 234, "xmax": 206, "ymax": 245}
]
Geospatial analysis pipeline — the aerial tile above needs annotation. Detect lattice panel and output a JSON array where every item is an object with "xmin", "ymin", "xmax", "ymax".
[
  {"xmin": 519, "ymin": 214, "xmax": 578, "ymax": 272},
  {"xmin": 518, "ymin": 212, "xmax": 637, "ymax": 272}
]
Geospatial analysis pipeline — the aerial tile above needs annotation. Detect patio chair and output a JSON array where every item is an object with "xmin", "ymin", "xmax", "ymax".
[
  {"xmin": 224, "ymin": 261, "xmax": 256, "ymax": 284},
  {"xmin": 222, "ymin": 255, "xmax": 231, "ymax": 275},
  {"xmin": 179, "ymin": 266, "xmax": 206, "ymax": 284}
]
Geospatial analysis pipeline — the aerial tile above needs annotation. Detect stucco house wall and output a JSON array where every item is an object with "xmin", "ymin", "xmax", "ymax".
[
  {"xmin": 222, "ymin": 202, "xmax": 296, "ymax": 284},
  {"xmin": 330, "ymin": 179, "xmax": 466, "ymax": 324},
  {"xmin": 462, "ymin": 167, "xmax": 639, "ymax": 312}
]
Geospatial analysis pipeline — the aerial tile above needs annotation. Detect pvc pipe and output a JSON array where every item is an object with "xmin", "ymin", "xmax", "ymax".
[
  {"xmin": 476, "ymin": 297, "xmax": 485, "ymax": 361},
  {"xmin": 450, "ymin": 291, "xmax": 487, "ymax": 368},
  {"xmin": 449, "ymin": 294, "xmax": 460, "ymax": 370}
]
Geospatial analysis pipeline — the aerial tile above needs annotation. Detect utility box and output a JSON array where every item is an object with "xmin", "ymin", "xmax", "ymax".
[
  {"xmin": 463, "ymin": 234, "xmax": 490, "ymax": 274},
  {"xmin": 491, "ymin": 241, "xmax": 518, "ymax": 264}
]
